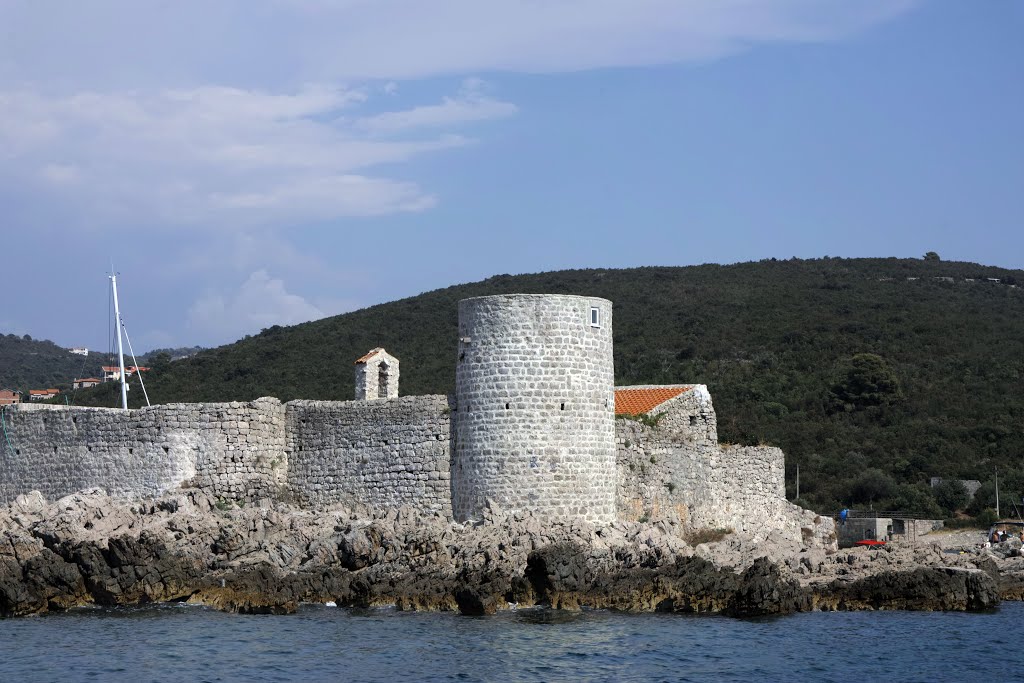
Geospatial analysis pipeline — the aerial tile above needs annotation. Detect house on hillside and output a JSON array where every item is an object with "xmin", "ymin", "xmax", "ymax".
[
  {"xmin": 73, "ymin": 378, "xmax": 102, "ymax": 389},
  {"xmin": 0, "ymin": 389, "xmax": 21, "ymax": 405},
  {"xmin": 125, "ymin": 366, "xmax": 150, "ymax": 377},
  {"xmin": 68, "ymin": 347, "xmax": 89, "ymax": 356},
  {"xmin": 28, "ymin": 389, "xmax": 60, "ymax": 402}
]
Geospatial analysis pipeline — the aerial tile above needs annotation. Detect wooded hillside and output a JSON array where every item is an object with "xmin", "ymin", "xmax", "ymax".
[
  {"xmin": 0, "ymin": 335, "xmax": 107, "ymax": 394},
  {"xmin": 54, "ymin": 257, "xmax": 1024, "ymax": 516}
]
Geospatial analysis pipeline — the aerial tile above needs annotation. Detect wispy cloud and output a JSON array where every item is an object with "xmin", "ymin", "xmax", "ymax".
[
  {"xmin": 0, "ymin": 1, "xmax": 920, "ymax": 85},
  {"xmin": 188, "ymin": 270, "xmax": 326, "ymax": 343},
  {"xmin": 0, "ymin": 84, "xmax": 500, "ymax": 229},
  {"xmin": 357, "ymin": 78, "xmax": 518, "ymax": 134},
  {"xmin": 0, "ymin": 1, "xmax": 917, "ymax": 234}
]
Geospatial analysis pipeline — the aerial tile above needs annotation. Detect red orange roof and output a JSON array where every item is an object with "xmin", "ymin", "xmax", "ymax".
[
  {"xmin": 354, "ymin": 348, "xmax": 385, "ymax": 364},
  {"xmin": 614, "ymin": 386, "xmax": 691, "ymax": 416}
]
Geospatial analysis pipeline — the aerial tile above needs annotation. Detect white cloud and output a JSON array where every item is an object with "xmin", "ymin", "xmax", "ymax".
[
  {"xmin": 357, "ymin": 78, "xmax": 518, "ymax": 134},
  {"xmin": 0, "ymin": 1, "xmax": 917, "ymax": 234},
  {"xmin": 188, "ymin": 270, "xmax": 326, "ymax": 344},
  {"xmin": 0, "ymin": 85, "xmax": 492, "ymax": 229},
  {"xmin": 0, "ymin": 1, "xmax": 919, "ymax": 86}
]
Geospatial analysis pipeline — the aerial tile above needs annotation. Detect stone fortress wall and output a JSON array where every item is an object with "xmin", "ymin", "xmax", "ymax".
[
  {"xmin": 0, "ymin": 398, "xmax": 287, "ymax": 504},
  {"xmin": 285, "ymin": 396, "xmax": 452, "ymax": 516},
  {"xmin": 452, "ymin": 295, "xmax": 617, "ymax": 524},
  {"xmin": 0, "ymin": 390, "xmax": 817, "ymax": 542},
  {"xmin": 615, "ymin": 385, "xmax": 827, "ymax": 543},
  {"xmin": 0, "ymin": 292, "xmax": 830, "ymax": 545}
]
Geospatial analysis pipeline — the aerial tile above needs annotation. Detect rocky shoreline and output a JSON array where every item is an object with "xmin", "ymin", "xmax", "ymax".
[{"xmin": 0, "ymin": 489, "xmax": 1012, "ymax": 619}]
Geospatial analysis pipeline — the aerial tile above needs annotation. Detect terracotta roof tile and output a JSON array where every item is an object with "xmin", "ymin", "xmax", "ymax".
[
  {"xmin": 614, "ymin": 386, "xmax": 690, "ymax": 416},
  {"xmin": 354, "ymin": 348, "xmax": 385, "ymax": 364}
]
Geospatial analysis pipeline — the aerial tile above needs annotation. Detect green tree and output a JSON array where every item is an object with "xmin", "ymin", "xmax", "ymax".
[
  {"xmin": 888, "ymin": 483, "xmax": 944, "ymax": 518},
  {"xmin": 932, "ymin": 479, "xmax": 968, "ymax": 515},
  {"xmin": 151, "ymin": 352, "xmax": 173, "ymax": 376},
  {"xmin": 829, "ymin": 353, "xmax": 903, "ymax": 412},
  {"xmin": 849, "ymin": 468, "xmax": 896, "ymax": 505},
  {"xmin": 924, "ymin": 251, "xmax": 941, "ymax": 261}
]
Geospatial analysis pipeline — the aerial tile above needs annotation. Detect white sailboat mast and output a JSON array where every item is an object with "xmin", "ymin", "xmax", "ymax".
[{"xmin": 110, "ymin": 273, "xmax": 129, "ymax": 410}]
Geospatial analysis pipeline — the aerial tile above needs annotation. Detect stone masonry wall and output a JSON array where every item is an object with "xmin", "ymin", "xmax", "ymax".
[
  {"xmin": 452, "ymin": 294, "xmax": 617, "ymax": 524},
  {"xmin": 617, "ymin": 395, "xmax": 834, "ymax": 547},
  {"xmin": 0, "ymin": 398, "xmax": 287, "ymax": 504},
  {"xmin": 285, "ymin": 396, "xmax": 452, "ymax": 516}
]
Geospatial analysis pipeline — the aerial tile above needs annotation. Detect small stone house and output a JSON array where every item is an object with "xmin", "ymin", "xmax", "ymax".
[
  {"xmin": 0, "ymin": 389, "xmax": 21, "ymax": 405},
  {"xmin": 73, "ymin": 378, "xmax": 102, "ymax": 389},
  {"xmin": 354, "ymin": 348, "xmax": 400, "ymax": 401}
]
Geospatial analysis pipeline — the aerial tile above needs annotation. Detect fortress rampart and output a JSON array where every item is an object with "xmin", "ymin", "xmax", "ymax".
[
  {"xmin": 285, "ymin": 396, "xmax": 452, "ymax": 515},
  {"xmin": 0, "ymin": 293, "xmax": 831, "ymax": 545},
  {"xmin": 0, "ymin": 398, "xmax": 286, "ymax": 504}
]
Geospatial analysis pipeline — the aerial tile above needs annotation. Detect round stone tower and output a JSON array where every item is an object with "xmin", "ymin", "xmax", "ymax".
[{"xmin": 452, "ymin": 294, "xmax": 616, "ymax": 524}]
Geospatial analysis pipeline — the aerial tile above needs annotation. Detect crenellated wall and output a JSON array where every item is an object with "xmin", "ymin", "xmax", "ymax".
[{"xmin": 285, "ymin": 395, "xmax": 452, "ymax": 515}]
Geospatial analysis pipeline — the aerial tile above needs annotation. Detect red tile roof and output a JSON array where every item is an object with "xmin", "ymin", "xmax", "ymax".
[
  {"xmin": 354, "ymin": 348, "xmax": 385, "ymax": 364},
  {"xmin": 29, "ymin": 389, "xmax": 60, "ymax": 396},
  {"xmin": 614, "ymin": 386, "xmax": 691, "ymax": 416}
]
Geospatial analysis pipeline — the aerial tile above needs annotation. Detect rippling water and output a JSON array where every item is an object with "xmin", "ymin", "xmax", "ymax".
[{"xmin": 1, "ymin": 602, "xmax": 1017, "ymax": 682}]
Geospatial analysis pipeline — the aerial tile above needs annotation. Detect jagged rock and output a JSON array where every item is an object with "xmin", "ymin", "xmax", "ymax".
[
  {"xmin": 725, "ymin": 558, "xmax": 809, "ymax": 617},
  {"xmin": 815, "ymin": 566, "xmax": 998, "ymax": 611},
  {"xmin": 0, "ymin": 488, "xmax": 1011, "ymax": 618}
]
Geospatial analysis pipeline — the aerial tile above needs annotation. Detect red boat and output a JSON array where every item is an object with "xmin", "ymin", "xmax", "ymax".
[{"xmin": 854, "ymin": 539, "xmax": 887, "ymax": 547}]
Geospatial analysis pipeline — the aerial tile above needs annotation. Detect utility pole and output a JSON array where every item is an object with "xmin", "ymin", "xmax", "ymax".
[{"xmin": 996, "ymin": 468, "xmax": 1000, "ymax": 519}]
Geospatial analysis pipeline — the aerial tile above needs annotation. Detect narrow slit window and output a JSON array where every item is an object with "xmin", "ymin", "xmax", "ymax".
[{"xmin": 590, "ymin": 306, "xmax": 601, "ymax": 328}]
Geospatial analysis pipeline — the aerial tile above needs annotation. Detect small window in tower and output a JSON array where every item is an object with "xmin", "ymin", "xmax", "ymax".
[{"xmin": 590, "ymin": 306, "xmax": 601, "ymax": 328}]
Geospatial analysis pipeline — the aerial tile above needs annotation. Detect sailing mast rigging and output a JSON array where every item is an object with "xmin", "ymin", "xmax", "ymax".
[{"xmin": 108, "ymin": 271, "xmax": 151, "ymax": 410}]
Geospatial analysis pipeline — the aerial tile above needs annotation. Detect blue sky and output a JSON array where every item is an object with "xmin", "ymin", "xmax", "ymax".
[{"xmin": 0, "ymin": 1, "xmax": 1020, "ymax": 351}]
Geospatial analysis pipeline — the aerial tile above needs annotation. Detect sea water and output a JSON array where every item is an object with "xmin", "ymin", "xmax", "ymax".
[{"xmin": 0, "ymin": 602, "xmax": 1016, "ymax": 682}]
